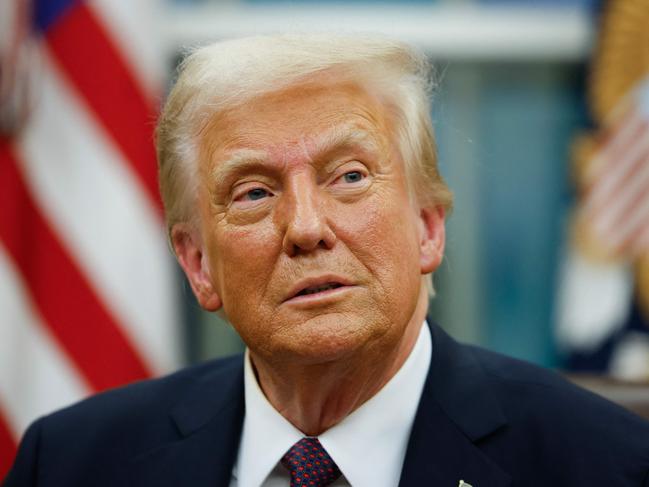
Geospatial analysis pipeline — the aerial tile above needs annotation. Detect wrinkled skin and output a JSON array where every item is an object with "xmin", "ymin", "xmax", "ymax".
[{"xmin": 173, "ymin": 80, "xmax": 445, "ymax": 434}]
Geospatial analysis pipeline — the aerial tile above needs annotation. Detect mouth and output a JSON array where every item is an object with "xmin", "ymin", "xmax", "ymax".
[
  {"xmin": 295, "ymin": 282, "xmax": 344, "ymax": 297},
  {"xmin": 284, "ymin": 276, "xmax": 354, "ymax": 304}
]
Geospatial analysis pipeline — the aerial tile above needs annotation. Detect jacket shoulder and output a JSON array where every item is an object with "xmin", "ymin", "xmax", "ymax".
[
  {"xmin": 47, "ymin": 354, "xmax": 243, "ymax": 426},
  {"xmin": 3, "ymin": 355, "xmax": 244, "ymax": 487},
  {"xmin": 466, "ymin": 344, "xmax": 649, "ymax": 484}
]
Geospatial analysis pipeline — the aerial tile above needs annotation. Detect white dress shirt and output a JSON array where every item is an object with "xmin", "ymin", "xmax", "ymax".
[{"xmin": 230, "ymin": 321, "xmax": 432, "ymax": 487}]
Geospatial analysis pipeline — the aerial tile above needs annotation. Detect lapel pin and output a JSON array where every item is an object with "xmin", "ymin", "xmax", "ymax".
[{"xmin": 458, "ymin": 481, "xmax": 473, "ymax": 487}]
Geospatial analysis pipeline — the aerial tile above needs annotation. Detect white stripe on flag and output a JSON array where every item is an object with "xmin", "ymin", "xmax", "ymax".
[
  {"xmin": 17, "ymin": 49, "xmax": 179, "ymax": 375},
  {"xmin": 0, "ymin": 246, "xmax": 88, "ymax": 436},
  {"xmin": 584, "ymin": 112, "xmax": 649, "ymax": 215},
  {"xmin": 88, "ymin": 0, "xmax": 164, "ymax": 98},
  {"xmin": 584, "ymin": 109, "xmax": 643, "ymax": 184},
  {"xmin": 609, "ymin": 171, "xmax": 649, "ymax": 252},
  {"xmin": 592, "ymin": 149, "xmax": 649, "ymax": 242}
]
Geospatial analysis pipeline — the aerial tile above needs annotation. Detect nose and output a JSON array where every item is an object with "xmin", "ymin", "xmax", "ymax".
[{"xmin": 280, "ymin": 176, "xmax": 336, "ymax": 256}]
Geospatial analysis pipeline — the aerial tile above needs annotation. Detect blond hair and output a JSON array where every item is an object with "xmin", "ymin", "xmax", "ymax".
[{"xmin": 157, "ymin": 33, "xmax": 452, "ymax": 238}]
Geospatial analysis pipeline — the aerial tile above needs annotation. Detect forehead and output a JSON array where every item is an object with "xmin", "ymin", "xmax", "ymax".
[{"xmin": 200, "ymin": 80, "xmax": 397, "ymax": 171}]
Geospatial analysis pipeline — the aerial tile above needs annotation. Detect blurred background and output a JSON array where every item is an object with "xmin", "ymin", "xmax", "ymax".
[{"xmin": 2, "ymin": 0, "xmax": 649, "ymax": 477}]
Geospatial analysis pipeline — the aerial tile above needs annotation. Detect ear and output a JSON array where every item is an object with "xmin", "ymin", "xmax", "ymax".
[
  {"xmin": 418, "ymin": 206, "xmax": 446, "ymax": 274},
  {"xmin": 171, "ymin": 224, "xmax": 222, "ymax": 312}
]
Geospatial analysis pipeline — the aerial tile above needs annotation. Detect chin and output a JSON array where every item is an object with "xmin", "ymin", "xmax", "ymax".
[{"xmin": 265, "ymin": 312, "xmax": 388, "ymax": 365}]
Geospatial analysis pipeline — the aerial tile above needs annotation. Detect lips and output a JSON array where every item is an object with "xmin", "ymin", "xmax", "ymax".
[
  {"xmin": 295, "ymin": 282, "xmax": 344, "ymax": 296},
  {"xmin": 285, "ymin": 275, "xmax": 353, "ymax": 303}
]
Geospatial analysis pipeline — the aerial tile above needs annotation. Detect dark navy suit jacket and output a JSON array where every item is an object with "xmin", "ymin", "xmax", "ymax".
[{"xmin": 4, "ymin": 323, "xmax": 649, "ymax": 486}]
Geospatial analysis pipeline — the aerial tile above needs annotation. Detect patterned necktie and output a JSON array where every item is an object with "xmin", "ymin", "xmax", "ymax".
[{"xmin": 281, "ymin": 437, "xmax": 342, "ymax": 486}]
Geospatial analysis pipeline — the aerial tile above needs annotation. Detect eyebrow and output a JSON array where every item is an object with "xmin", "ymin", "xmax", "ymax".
[
  {"xmin": 210, "ymin": 149, "xmax": 270, "ymax": 184},
  {"xmin": 210, "ymin": 126, "xmax": 382, "ymax": 184}
]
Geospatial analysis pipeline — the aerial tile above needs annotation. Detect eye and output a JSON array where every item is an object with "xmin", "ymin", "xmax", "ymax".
[
  {"xmin": 233, "ymin": 186, "xmax": 273, "ymax": 203},
  {"xmin": 330, "ymin": 166, "xmax": 369, "ymax": 190},
  {"xmin": 342, "ymin": 171, "xmax": 364, "ymax": 183},
  {"xmin": 246, "ymin": 188, "xmax": 270, "ymax": 201}
]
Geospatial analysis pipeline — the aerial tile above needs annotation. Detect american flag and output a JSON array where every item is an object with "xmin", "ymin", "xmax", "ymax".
[
  {"xmin": 556, "ymin": 78, "xmax": 649, "ymax": 373},
  {"xmin": 579, "ymin": 79, "xmax": 649, "ymax": 259},
  {"xmin": 0, "ymin": 0, "xmax": 179, "ymax": 477}
]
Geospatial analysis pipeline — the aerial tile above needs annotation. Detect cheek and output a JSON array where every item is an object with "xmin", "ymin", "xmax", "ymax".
[
  {"xmin": 207, "ymin": 221, "xmax": 279, "ymax": 310},
  {"xmin": 336, "ymin": 192, "xmax": 422, "ymax": 289},
  {"xmin": 342, "ymin": 187, "xmax": 419, "ymax": 254}
]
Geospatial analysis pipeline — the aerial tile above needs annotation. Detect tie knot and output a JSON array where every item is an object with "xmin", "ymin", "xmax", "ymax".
[{"xmin": 281, "ymin": 437, "xmax": 342, "ymax": 486}]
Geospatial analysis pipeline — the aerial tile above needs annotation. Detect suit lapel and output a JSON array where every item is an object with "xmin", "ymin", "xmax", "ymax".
[
  {"xmin": 127, "ymin": 323, "xmax": 511, "ymax": 486},
  {"xmin": 399, "ymin": 323, "xmax": 511, "ymax": 487},
  {"xmin": 128, "ymin": 357, "xmax": 245, "ymax": 487}
]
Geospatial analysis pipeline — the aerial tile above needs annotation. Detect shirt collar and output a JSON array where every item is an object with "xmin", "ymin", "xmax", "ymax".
[{"xmin": 234, "ymin": 320, "xmax": 432, "ymax": 487}]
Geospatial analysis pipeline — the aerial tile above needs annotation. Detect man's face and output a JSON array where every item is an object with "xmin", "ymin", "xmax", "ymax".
[{"xmin": 176, "ymin": 80, "xmax": 445, "ymax": 365}]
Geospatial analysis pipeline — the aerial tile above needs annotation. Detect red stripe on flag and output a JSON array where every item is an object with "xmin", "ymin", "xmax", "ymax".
[
  {"xmin": 611, "ymin": 159, "xmax": 649, "ymax": 229},
  {"xmin": 614, "ymin": 167, "xmax": 649, "ymax": 255},
  {"xmin": 0, "ymin": 409, "xmax": 17, "ymax": 480},
  {"xmin": 586, "ymin": 139, "xmax": 649, "ymax": 221},
  {"xmin": 44, "ymin": 4, "xmax": 162, "ymax": 213},
  {"xmin": 594, "ymin": 103, "xmax": 637, "ymax": 150},
  {"xmin": 619, "ymin": 220, "xmax": 649, "ymax": 257},
  {"xmin": 586, "ymin": 116, "xmax": 648, "ymax": 195},
  {"xmin": 0, "ymin": 141, "xmax": 152, "ymax": 391}
]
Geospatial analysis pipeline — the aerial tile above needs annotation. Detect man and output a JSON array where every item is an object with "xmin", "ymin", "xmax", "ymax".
[{"xmin": 4, "ymin": 34, "xmax": 649, "ymax": 487}]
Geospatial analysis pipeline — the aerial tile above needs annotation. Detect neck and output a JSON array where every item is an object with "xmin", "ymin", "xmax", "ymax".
[{"xmin": 250, "ymin": 288, "xmax": 429, "ymax": 436}]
